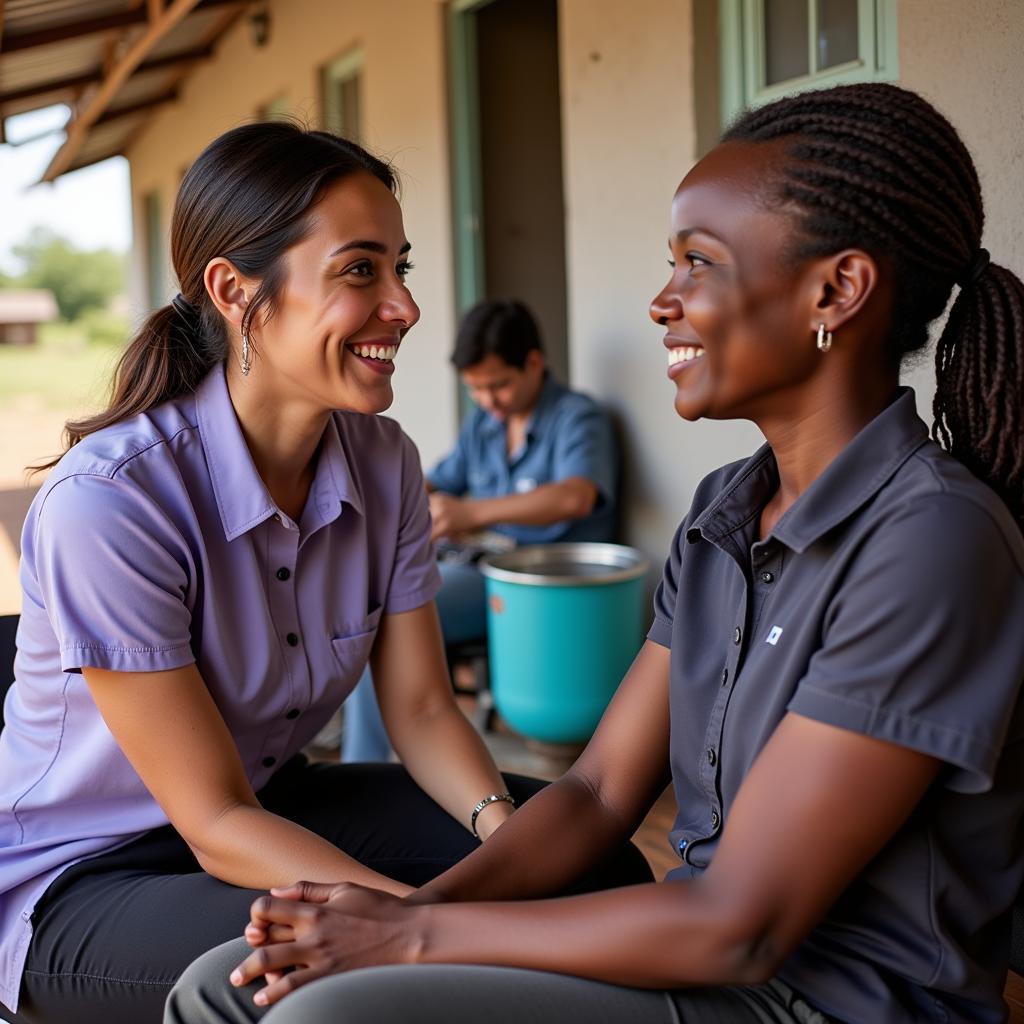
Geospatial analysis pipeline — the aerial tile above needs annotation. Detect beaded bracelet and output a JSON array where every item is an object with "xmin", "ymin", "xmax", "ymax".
[{"xmin": 470, "ymin": 792, "xmax": 516, "ymax": 838}]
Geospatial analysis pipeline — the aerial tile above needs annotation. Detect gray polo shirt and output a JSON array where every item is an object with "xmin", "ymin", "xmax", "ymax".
[{"xmin": 648, "ymin": 388, "xmax": 1024, "ymax": 1024}]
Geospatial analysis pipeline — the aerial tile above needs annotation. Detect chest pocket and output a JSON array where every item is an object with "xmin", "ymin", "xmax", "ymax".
[
  {"xmin": 330, "ymin": 605, "xmax": 383, "ymax": 689},
  {"xmin": 468, "ymin": 469, "xmax": 499, "ymax": 494}
]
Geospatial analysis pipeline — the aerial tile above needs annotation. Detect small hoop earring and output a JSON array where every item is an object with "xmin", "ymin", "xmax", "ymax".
[
  {"xmin": 240, "ymin": 330, "xmax": 252, "ymax": 376},
  {"xmin": 816, "ymin": 323, "xmax": 833, "ymax": 353}
]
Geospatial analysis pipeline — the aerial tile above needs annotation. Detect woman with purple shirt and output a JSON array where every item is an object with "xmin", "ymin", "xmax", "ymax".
[{"xmin": 0, "ymin": 124, "xmax": 652, "ymax": 1024}]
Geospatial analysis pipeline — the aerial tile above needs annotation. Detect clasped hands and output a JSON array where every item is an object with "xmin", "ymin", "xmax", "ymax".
[{"xmin": 231, "ymin": 880, "xmax": 425, "ymax": 1008}]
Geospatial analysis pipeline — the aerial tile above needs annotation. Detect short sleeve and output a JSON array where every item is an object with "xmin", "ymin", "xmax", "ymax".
[
  {"xmin": 789, "ymin": 495, "xmax": 1024, "ymax": 793},
  {"xmin": 552, "ymin": 402, "xmax": 618, "ymax": 506},
  {"xmin": 386, "ymin": 433, "xmax": 443, "ymax": 614},
  {"xmin": 647, "ymin": 518, "xmax": 689, "ymax": 649},
  {"xmin": 31, "ymin": 474, "xmax": 195, "ymax": 674},
  {"xmin": 426, "ymin": 424, "xmax": 471, "ymax": 496}
]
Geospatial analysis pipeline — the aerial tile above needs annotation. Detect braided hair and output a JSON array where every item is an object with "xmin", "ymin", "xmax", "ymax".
[{"xmin": 724, "ymin": 83, "xmax": 1024, "ymax": 528}]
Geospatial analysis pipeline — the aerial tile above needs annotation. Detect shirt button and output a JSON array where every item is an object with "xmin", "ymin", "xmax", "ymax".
[
  {"xmin": 733, "ymin": 627, "xmax": 742, "ymax": 645},
  {"xmin": 710, "ymin": 809, "xmax": 720, "ymax": 829},
  {"xmin": 263, "ymin": 756, "xmax": 277, "ymax": 768},
  {"xmin": 285, "ymin": 708, "xmax": 300, "ymax": 720},
  {"xmin": 760, "ymin": 571, "xmax": 775, "ymax": 584},
  {"xmin": 276, "ymin": 567, "xmax": 291, "ymax": 581},
  {"xmin": 720, "ymin": 668, "xmax": 729, "ymax": 686},
  {"xmin": 706, "ymin": 748, "xmax": 717, "ymax": 766},
  {"xmin": 286, "ymin": 632, "xmax": 299, "ymax": 647}
]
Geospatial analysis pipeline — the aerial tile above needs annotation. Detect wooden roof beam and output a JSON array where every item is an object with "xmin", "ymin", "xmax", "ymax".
[
  {"xmin": 0, "ymin": 45, "xmax": 213, "ymax": 107},
  {"xmin": 1, "ymin": 0, "xmax": 240, "ymax": 54},
  {"xmin": 41, "ymin": 0, "xmax": 207, "ymax": 183},
  {"xmin": 94, "ymin": 89, "xmax": 179, "ymax": 126}
]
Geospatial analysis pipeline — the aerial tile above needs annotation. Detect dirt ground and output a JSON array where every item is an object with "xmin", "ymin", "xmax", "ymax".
[{"xmin": 0, "ymin": 395, "xmax": 63, "ymax": 614}]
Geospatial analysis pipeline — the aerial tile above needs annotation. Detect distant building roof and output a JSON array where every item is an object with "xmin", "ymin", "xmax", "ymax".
[{"xmin": 0, "ymin": 290, "xmax": 60, "ymax": 324}]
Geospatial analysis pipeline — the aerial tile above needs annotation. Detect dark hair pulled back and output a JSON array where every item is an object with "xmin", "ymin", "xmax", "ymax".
[
  {"xmin": 724, "ymin": 82, "xmax": 1024, "ymax": 527},
  {"xmin": 38, "ymin": 122, "xmax": 395, "ymax": 469}
]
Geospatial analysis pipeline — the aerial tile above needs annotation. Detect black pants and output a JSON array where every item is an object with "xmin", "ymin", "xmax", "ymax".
[{"xmin": 7, "ymin": 759, "xmax": 650, "ymax": 1024}]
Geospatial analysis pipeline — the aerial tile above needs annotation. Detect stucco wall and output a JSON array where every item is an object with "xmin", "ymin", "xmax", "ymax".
[
  {"xmin": 559, "ymin": 0, "xmax": 763, "ymax": 571},
  {"xmin": 897, "ymin": 0, "xmax": 1024, "ymax": 415},
  {"xmin": 126, "ymin": 0, "xmax": 458, "ymax": 467}
]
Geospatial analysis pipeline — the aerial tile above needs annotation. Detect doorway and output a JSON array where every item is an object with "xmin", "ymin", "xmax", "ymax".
[{"xmin": 449, "ymin": 0, "xmax": 570, "ymax": 384}]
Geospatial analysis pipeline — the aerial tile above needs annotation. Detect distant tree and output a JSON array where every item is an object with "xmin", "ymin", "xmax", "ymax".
[{"xmin": 12, "ymin": 227, "xmax": 125, "ymax": 321}]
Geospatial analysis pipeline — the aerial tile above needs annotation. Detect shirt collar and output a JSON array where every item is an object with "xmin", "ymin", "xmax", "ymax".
[
  {"xmin": 195, "ymin": 364, "xmax": 363, "ymax": 542},
  {"xmin": 688, "ymin": 388, "xmax": 930, "ymax": 554}
]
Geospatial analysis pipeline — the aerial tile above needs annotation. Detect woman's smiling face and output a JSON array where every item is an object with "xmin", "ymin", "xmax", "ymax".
[
  {"xmin": 650, "ymin": 140, "xmax": 826, "ymax": 425},
  {"xmin": 250, "ymin": 170, "xmax": 420, "ymax": 415}
]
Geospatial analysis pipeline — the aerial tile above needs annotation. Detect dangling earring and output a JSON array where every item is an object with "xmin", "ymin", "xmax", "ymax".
[
  {"xmin": 240, "ymin": 330, "xmax": 252, "ymax": 376},
  {"xmin": 816, "ymin": 323, "xmax": 833, "ymax": 353}
]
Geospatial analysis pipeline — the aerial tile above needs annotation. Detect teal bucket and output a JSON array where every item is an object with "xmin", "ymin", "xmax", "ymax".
[{"xmin": 480, "ymin": 543, "xmax": 649, "ymax": 744}]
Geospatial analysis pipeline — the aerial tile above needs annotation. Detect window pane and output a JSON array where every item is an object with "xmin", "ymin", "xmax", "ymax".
[
  {"xmin": 817, "ymin": 0, "xmax": 859, "ymax": 69},
  {"xmin": 340, "ymin": 74, "xmax": 362, "ymax": 143},
  {"xmin": 764, "ymin": 0, "xmax": 810, "ymax": 85}
]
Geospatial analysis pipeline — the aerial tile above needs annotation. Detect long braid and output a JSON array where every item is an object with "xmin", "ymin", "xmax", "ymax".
[{"xmin": 725, "ymin": 82, "xmax": 1024, "ymax": 529}]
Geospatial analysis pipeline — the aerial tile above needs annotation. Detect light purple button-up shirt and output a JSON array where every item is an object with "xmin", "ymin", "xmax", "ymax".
[{"xmin": 0, "ymin": 363, "xmax": 440, "ymax": 1011}]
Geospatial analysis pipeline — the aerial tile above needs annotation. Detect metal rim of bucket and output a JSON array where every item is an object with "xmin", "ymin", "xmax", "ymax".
[{"xmin": 480, "ymin": 543, "xmax": 649, "ymax": 587}]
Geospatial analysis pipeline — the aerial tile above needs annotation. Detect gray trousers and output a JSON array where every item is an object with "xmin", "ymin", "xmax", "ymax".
[{"xmin": 165, "ymin": 937, "xmax": 832, "ymax": 1024}]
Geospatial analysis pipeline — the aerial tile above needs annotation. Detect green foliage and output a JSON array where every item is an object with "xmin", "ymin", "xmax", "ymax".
[
  {"xmin": 11, "ymin": 227, "xmax": 126, "ymax": 321},
  {"xmin": 79, "ymin": 308, "xmax": 131, "ymax": 348}
]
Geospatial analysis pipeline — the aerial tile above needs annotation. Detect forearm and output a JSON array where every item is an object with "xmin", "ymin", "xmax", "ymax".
[
  {"xmin": 464, "ymin": 479, "xmax": 597, "ymax": 530},
  {"xmin": 414, "ymin": 880, "xmax": 769, "ymax": 988},
  {"xmin": 389, "ymin": 703, "xmax": 515, "ymax": 840},
  {"xmin": 408, "ymin": 769, "xmax": 634, "ymax": 904},
  {"xmin": 192, "ymin": 803, "xmax": 411, "ymax": 896}
]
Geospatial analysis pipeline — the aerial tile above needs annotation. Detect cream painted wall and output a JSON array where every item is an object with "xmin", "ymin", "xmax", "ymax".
[
  {"xmin": 126, "ymin": 0, "xmax": 458, "ymax": 467},
  {"xmin": 559, "ymin": 0, "xmax": 763, "ymax": 572},
  {"xmin": 897, "ymin": 0, "xmax": 1024, "ymax": 417}
]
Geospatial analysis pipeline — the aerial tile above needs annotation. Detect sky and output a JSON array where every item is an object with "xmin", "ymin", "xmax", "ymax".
[{"xmin": 0, "ymin": 105, "xmax": 132, "ymax": 274}]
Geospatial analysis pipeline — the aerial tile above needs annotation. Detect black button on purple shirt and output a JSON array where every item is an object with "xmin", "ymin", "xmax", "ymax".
[{"xmin": 276, "ymin": 567, "xmax": 291, "ymax": 581}]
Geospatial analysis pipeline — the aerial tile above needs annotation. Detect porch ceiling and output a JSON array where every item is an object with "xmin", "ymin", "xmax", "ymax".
[{"xmin": 0, "ymin": 0, "xmax": 248, "ymax": 177}]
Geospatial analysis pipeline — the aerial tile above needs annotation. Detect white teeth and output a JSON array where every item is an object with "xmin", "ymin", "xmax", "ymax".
[
  {"xmin": 667, "ymin": 346, "xmax": 705, "ymax": 366},
  {"xmin": 352, "ymin": 344, "xmax": 398, "ymax": 361}
]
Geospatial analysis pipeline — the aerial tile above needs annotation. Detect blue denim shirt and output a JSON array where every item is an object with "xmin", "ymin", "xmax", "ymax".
[{"xmin": 427, "ymin": 374, "xmax": 617, "ymax": 544}]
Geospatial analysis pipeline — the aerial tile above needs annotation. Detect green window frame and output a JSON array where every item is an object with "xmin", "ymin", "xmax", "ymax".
[
  {"xmin": 257, "ymin": 94, "xmax": 291, "ymax": 122},
  {"xmin": 144, "ymin": 190, "xmax": 165, "ymax": 311},
  {"xmin": 720, "ymin": 0, "xmax": 898, "ymax": 125},
  {"xmin": 321, "ymin": 48, "xmax": 364, "ymax": 142}
]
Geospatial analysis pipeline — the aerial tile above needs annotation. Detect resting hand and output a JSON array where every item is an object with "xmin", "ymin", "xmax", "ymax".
[
  {"xmin": 428, "ymin": 493, "xmax": 477, "ymax": 541},
  {"xmin": 231, "ymin": 882, "xmax": 419, "ymax": 1007}
]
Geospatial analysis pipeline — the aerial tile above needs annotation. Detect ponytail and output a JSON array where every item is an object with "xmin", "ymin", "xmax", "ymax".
[
  {"xmin": 31, "ymin": 300, "xmax": 223, "ymax": 473},
  {"xmin": 724, "ymin": 83, "xmax": 1024, "ymax": 532},
  {"xmin": 933, "ymin": 262, "xmax": 1024, "ymax": 529}
]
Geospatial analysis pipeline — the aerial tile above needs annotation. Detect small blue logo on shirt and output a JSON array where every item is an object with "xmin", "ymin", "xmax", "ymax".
[{"xmin": 766, "ymin": 625, "xmax": 784, "ymax": 646}]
